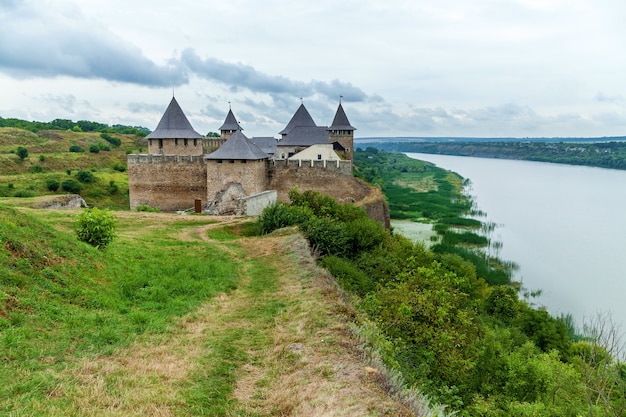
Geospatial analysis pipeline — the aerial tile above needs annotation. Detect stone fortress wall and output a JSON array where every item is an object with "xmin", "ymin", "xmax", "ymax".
[{"xmin": 127, "ymin": 154, "xmax": 207, "ymax": 211}]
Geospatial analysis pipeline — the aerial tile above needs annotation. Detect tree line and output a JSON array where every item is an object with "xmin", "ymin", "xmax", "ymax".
[
  {"xmin": 369, "ymin": 140, "xmax": 626, "ymax": 170},
  {"xmin": 0, "ymin": 116, "xmax": 150, "ymax": 136}
]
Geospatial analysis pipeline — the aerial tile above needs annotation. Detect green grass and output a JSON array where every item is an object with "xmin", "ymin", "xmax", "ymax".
[
  {"xmin": 0, "ymin": 127, "xmax": 142, "ymax": 209},
  {"xmin": 0, "ymin": 206, "xmax": 240, "ymax": 414}
]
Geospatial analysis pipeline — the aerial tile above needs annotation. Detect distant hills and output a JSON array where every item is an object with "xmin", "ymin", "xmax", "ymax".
[{"xmin": 356, "ymin": 136, "xmax": 626, "ymax": 143}]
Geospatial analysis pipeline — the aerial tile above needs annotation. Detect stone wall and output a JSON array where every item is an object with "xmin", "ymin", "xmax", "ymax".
[
  {"xmin": 147, "ymin": 138, "xmax": 204, "ymax": 156},
  {"xmin": 127, "ymin": 154, "xmax": 207, "ymax": 211},
  {"xmin": 240, "ymin": 190, "xmax": 277, "ymax": 216},
  {"xmin": 267, "ymin": 160, "xmax": 389, "ymax": 226},
  {"xmin": 206, "ymin": 159, "xmax": 269, "ymax": 201}
]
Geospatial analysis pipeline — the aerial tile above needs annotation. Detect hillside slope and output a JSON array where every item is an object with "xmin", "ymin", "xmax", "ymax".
[{"xmin": 0, "ymin": 207, "xmax": 414, "ymax": 416}]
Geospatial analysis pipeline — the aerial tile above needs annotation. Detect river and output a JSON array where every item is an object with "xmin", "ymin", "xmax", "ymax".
[{"xmin": 404, "ymin": 152, "xmax": 626, "ymax": 329}]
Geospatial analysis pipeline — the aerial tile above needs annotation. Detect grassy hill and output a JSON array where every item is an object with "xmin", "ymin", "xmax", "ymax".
[
  {"xmin": 0, "ymin": 127, "xmax": 147, "ymax": 209},
  {"xmin": 0, "ymin": 205, "xmax": 416, "ymax": 416}
]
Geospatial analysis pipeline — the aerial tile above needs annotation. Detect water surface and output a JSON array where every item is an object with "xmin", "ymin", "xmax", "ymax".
[{"xmin": 405, "ymin": 152, "xmax": 626, "ymax": 327}]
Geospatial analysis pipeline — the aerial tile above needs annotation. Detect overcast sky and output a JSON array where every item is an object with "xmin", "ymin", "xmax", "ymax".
[{"xmin": 1, "ymin": 0, "xmax": 625, "ymax": 138}]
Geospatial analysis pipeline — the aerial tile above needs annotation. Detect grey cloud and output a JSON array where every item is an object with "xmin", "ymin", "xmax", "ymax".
[
  {"xmin": 179, "ymin": 49, "xmax": 369, "ymax": 103},
  {"xmin": 0, "ymin": 2, "xmax": 187, "ymax": 86},
  {"xmin": 595, "ymin": 92, "xmax": 625, "ymax": 104},
  {"xmin": 128, "ymin": 102, "xmax": 167, "ymax": 114}
]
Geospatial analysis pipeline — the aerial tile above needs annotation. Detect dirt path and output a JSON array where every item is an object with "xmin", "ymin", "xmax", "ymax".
[{"xmin": 68, "ymin": 217, "xmax": 415, "ymax": 416}]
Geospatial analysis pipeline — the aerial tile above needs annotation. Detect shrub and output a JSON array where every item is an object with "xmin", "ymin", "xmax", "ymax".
[
  {"xmin": 135, "ymin": 204, "xmax": 161, "ymax": 213},
  {"xmin": 345, "ymin": 217, "xmax": 387, "ymax": 256},
  {"xmin": 300, "ymin": 216, "xmax": 349, "ymax": 257},
  {"xmin": 89, "ymin": 144, "xmax": 100, "ymax": 153},
  {"xmin": 76, "ymin": 170, "xmax": 96, "ymax": 184},
  {"xmin": 112, "ymin": 163, "xmax": 127, "ymax": 172},
  {"xmin": 320, "ymin": 255, "xmax": 375, "ymax": 295},
  {"xmin": 29, "ymin": 164, "xmax": 44, "ymax": 173},
  {"xmin": 69, "ymin": 145, "xmax": 84, "ymax": 153},
  {"xmin": 12, "ymin": 190, "xmax": 35, "ymax": 198},
  {"xmin": 61, "ymin": 179, "xmax": 81, "ymax": 193},
  {"xmin": 75, "ymin": 207, "xmax": 116, "ymax": 249},
  {"xmin": 256, "ymin": 202, "xmax": 312, "ymax": 235},
  {"xmin": 39, "ymin": 155, "xmax": 46, "ymax": 162},
  {"xmin": 46, "ymin": 179, "xmax": 60, "ymax": 192},
  {"xmin": 16, "ymin": 146, "xmax": 28, "ymax": 161},
  {"xmin": 109, "ymin": 180, "xmax": 119, "ymax": 194},
  {"xmin": 100, "ymin": 132, "xmax": 121, "ymax": 147}
]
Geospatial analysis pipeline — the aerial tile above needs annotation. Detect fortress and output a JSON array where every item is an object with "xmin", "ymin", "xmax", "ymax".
[{"xmin": 127, "ymin": 97, "xmax": 389, "ymax": 225}]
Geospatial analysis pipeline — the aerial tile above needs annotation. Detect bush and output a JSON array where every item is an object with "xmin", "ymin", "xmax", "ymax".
[
  {"xmin": 61, "ymin": 179, "xmax": 81, "ymax": 193},
  {"xmin": 89, "ymin": 144, "xmax": 100, "ymax": 153},
  {"xmin": 76, "ymin": 170, "xmax": 96, "ymax": 184},
  {"xmin": 256, "ymin": 202, "xmax": 312, "ymax": 235},
  {"xmin": 100, "ymin": 132, "xmax": 121, "ymax": 147},
  {"xmin": 345, "ymin": 217, "xmax": 387, "ymax": 256},
  {"xmin": 46, "ymin": 179, "xmax": 60, "ymax": 192},
  {"xmin": 75, "ymin": 207, "xmax": 116, "ymax": 249},
  {"xmin": 135, "ymin": 204, "xmax": 161, "ymax": 213},
  {"xmin": 109, "ymin": 180, "xmax": 119, "ymax": 194},
  {"xmin": 12, "ymin": 190, "xmax": 35, "ymax": 198},
  {"xmin": 320, "ymin": 255, "xmax": 375, "ymax": 295},
  {"xmin": 112, "ymin": 163, "xmax": 127, "ymax": 172},
  {"xmin": 29, "ymin": 165, "xmax": 44, "ymax": 173},
  {"xmin": 16, "ymin": 146, "xmax": 28, "ymax": 161},
  {"xmin": 69, "ymin": 145, "xmax": 84, "ymax": 153},
  {"xmin": 300, "ymin": 216, "xmax": 349, "ymax": 257}
]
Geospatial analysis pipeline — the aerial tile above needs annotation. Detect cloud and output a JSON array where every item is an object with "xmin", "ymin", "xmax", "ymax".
[
  {"xmin": 0, "ymin": 1, "xmax": 186, "ymax": 86},
  {"xmin": 595, "ymin": 92, "xmax": 625, "ymax": 105},
  {"xmin": 179, "ymin": 49, "xmax": 369, "ymax": 103}
]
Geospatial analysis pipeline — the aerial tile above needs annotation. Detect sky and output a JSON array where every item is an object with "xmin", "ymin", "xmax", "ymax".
[{"xmin": 1, "ymin": 0, "xmax": 625, "ymax": 138}]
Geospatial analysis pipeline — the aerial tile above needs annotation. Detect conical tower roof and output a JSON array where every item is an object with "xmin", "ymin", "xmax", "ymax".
[
  {"xmin": 279, "ymin": 103, "xmax": 317, "ymax": 135},
  {"xmin": 218, "ymin": 109, "xmax": 243, "ymax": 131},
  {"xmin": 205, "ymin": 130, "xmax": 268, "ymax": 160},
  {"xmin": 146, "ymin": 97, "xmax": 203, "ymax": 139},
  {"xmin": 328, "ymin": 103, "xmax": 356, "ymax": 131}
]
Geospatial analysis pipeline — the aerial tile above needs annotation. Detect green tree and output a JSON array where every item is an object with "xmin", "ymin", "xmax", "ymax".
[
  {"xmin": 75, "ymin": 208, "xmax": 116, "ymax": 249},
  {"xmin": 16, "ymin": 146, "xmax": 28, "ymax": 161}
]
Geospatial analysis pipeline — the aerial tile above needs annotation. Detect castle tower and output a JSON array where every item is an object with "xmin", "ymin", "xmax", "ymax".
[
  {"xmin": 279, "ymin": 103, "xmax": 317, "ymax": 139},
  {"xmin": 219, "ymin": 108, "xmax": 243, "ymax": 141},
  {"xmin": 328, "ymin": 102, "xmax": 356, "ymax": 160},
  {"xmin": 146, "ymin": 97, "xmax": 204, "ymax": 155}
]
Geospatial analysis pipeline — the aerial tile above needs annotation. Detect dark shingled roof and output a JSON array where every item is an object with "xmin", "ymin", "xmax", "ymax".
[
  {"xmin": 278, "ymin": 126, "xmax": 329, "ymax": 147},
  {"xmin": 249, "ymin": 137, "xmax": 278, "ymax": 155},
  {"xmin": 205, "ymin": 130, "xmax": 268, "ymax": 160},
  {"xmin": 328, "ymin": 103, "xmax": 356, "ymax": 131},
  {"xmin": 279, "ymin": 104, "xmax": 317, "ymax": 135},
  {"xmin": 146, "ymin": 97, "xmax": 203, "ymax": 139},
  {"xmin": 218, "ymin": 109, "xmax": 243, "ymax": 132}
]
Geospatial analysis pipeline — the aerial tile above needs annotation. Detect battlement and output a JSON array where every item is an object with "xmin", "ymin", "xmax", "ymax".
[
  {"xmin": 127, "ymin": 154, "xmax": 206, "ymax": 164},
  {"xmin": 270, "ymin": 159, "xmax": 352, "ymax": 175}
]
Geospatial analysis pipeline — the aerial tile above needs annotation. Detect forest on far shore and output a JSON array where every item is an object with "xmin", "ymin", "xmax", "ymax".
[{"xmin": 363, "ymin": 139, "xmax": 626, "ymax": 170}]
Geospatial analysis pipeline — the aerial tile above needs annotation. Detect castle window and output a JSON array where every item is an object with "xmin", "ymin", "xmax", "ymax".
[
  {"xmin": 217, "ymin": 160, "xmax": 222, "ymax": 163},
  {"xmin": 158, "ymin": 139, "xmax": 163, "ymax": 149},
  {"xmin": 317, "ymin": 154, "xmax": 322, "ymax": 160},
  {"xmin": 175, "ymin": 139, "xmax": 178, "ymax": 146},
  {"xmin": 194, "ymin": 139, "xmax": 197, "ymax": 147},
  {"xmin": 229, "ymin": 160, "xmax": 235, "ymax": 163},
  {"xmin": 241, "ymin": 160, "xmax": 247, "ymax": 164},
  {"xmin": 184, "ymin": 139, "xmax": 188, "ymax": 147}
]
